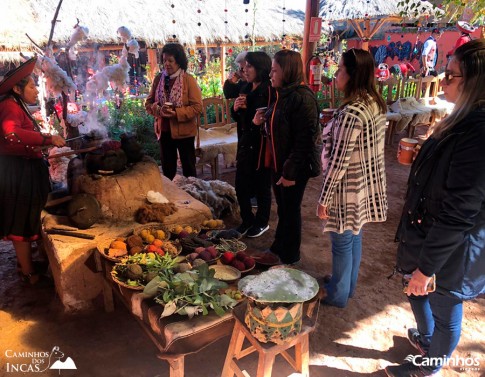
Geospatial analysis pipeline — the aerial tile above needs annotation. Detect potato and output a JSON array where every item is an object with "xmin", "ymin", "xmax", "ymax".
[
  {"xmin": 126, "ymin": 235, "xmax": 143, "ymax": 248},
  {"xmin": 129, "ymin": 246, "xmax": 143, "ymax": 255}
]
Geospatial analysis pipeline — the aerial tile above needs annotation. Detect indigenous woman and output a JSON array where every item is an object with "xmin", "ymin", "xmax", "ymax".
[{"xmin": 0, "ymin": 57, "xmax": 66, "ymax": 285}]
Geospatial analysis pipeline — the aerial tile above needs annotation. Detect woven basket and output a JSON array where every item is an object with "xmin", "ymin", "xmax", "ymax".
[{"xmin": 244, "ymin": 299, "xmax": 303, "ymax": 344}]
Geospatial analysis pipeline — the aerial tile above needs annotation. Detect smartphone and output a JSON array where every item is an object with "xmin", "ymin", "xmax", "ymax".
[{"xmin": 402, "ymin": 274, "xmax": 436, "ymax": 294}]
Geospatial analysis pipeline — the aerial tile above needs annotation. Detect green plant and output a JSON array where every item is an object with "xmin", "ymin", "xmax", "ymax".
[
  {"xmin": 144, "ymin": 263, "xmax": 238, "ymax": 318},
  {"xmin": 105, "ymin": 97, "xmax": 160, "ymax": 162},
  {"xmin": 196, "ymin": 58, "xmax": 223, "ymax": 98}
]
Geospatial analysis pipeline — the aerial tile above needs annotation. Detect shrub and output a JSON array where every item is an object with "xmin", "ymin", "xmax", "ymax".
[{"xmin": 105, "ymin": 97, "xmax": 160, "ymax": 163}]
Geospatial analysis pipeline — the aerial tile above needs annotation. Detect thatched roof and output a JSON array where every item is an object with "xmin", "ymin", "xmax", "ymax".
[
  {"xmin": 319, "ymin": 0, "xmax": 442, "ymax": 21},
  {"xmin": 1, "ymin": 0, "xmax": 306, "ymax": 61}
]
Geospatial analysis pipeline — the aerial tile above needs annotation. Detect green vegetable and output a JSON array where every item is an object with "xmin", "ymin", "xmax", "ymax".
[
  {"xmin": 149, "ymin": 263, "xmax": 238, "ymax": 319},
  {"xmin": 111, "ymin": 252, "xmax": 182, "ymax": 287}
]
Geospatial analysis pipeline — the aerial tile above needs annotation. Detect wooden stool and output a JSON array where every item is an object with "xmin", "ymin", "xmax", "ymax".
[{"xmin": 221, "ymin": 297, "xmax": 320, "ymax": 377}]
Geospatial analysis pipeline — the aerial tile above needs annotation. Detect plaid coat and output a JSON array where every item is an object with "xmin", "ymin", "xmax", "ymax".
[{"xmin": 318, "ymin": 97, "xmax": 388, "ymax": 234}]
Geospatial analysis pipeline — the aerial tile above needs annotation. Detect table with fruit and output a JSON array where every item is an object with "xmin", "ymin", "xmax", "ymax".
[{"xmin": 98, "ymin": 218, "xmax": 263, "ymax": 320}]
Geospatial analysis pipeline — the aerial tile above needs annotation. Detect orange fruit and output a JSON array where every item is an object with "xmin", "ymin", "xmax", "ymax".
[
  {"xmin": 152, "ymin": 239, "xmax": 164, "ymax": 247},
  {"xmin": 146, "ymin": 245, "xmax": 158, "ymax": 253}
]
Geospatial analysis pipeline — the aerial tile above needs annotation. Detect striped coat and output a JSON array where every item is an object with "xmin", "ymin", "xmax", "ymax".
[{"xmin": 318, "ymin": 97, "xmax": 388, "ymax": 234}]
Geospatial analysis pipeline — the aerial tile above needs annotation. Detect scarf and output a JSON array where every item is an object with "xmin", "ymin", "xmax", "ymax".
[{"xmin": 155, "ymin": 68, "xmax": 184, "ymax": 108}]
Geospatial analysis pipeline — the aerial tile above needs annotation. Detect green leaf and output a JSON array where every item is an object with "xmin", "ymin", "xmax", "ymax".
[
  {"xmin": 143, "ymin": 276, "xmax": 162, "ymax": 297},
  {"xmin": 201, "ymin": 304, "xmax": 209, "ymax": 316},
  {"xmin": 212, "ymin": 302, "xmax": 225, "ymax": 317},
  {"xmin": 218, "ymin": 294, "xmax": 237, "ymax": 307},
  {"xmin": 196, "ymin": 262, "xmax": 210, "ymax": 277}
]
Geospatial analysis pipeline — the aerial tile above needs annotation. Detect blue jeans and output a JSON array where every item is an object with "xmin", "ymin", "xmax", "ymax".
[
  {"xmin": 408, "ymin": 293, "xmax": 463, "ymax": 373},
  {"xmin": 324, "ymin": 229, "xmax": 362, "ymax": 308}
]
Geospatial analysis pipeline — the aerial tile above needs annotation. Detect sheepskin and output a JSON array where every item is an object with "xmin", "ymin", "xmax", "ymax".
[{"xmin": 174, "ymin": 176, "xmax": 238, "ymax": 219}]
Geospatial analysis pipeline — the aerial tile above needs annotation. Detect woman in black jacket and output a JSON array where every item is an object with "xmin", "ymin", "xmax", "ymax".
[
  {"xmin": 385, "ymin": 40, "xmax": 485, "ymax": 377},
  {"xmin": 253, "ymin": 50, "xmax": 321, "ymax": 264},
  {"xmin": 232, "ymin": 52, "xmax": 273, "ymax": 237}
]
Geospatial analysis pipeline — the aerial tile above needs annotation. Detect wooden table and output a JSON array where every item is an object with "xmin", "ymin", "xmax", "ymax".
[{"xmin": 94, "ymin": 250, "xmax": 235, "ymax": 377}]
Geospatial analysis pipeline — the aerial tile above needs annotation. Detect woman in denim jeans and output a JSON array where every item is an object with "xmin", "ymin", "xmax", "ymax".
[
  {"xmin": 385, "ymin": 40, "xmax": 485, "ymax": 377},
  {"xmin": 317, "ymin": 49, "xmax": 388, "ymax": 308}
]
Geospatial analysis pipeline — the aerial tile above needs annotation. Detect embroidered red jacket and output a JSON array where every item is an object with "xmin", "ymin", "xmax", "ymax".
[{"xmin": 0, "ymin": 98, "xmax": 52, "ymax": 158}]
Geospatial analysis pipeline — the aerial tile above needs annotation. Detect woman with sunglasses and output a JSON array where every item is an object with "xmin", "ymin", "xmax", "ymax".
[
  {"xmin": 385, "ymin": 39, "xmax": 485, "ymax": 377},
  {"xmin": 317, "ymin": 48, "xmax": 388, "ymax": 308},
  {"xmin": 145, "ymin": 43, "xmax": 202, "ymax": 180}
]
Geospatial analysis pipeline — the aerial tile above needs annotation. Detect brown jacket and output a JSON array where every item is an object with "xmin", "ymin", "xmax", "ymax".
[{"xmin": 145, "ymin": 72, "xmax": 202, "ymax": 139}]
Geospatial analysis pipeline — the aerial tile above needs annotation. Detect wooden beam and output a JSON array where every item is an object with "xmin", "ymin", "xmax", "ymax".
[
  {"xmin": 349, "ymin": 20, "xmax": 365, "ymax": 40},
  {"xmin": 302, "ymin": 0, "xmax": 319, "ymax": 81},
  {"xmin": 147, "ymin": 48, "xmax": 159, "ymax": 83},
  {"xmin": 220, "ymin": 45, "xmax": 226, "ymax": 89}
]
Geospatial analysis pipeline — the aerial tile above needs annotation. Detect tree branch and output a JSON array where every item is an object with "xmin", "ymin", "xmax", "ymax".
[
  {"xmin": 25, "ymin": 33, "xmax": 44, "ymax": 53},
  {"xmin": 47, "ymin": 0, "xmax": 64, "ymax": 48}
]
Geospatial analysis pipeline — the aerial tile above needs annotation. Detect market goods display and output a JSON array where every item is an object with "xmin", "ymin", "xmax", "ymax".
[
  {"xmin": 200, "ymin": 218, "xmax": 225, "ymax": 230},
  {"xmin": 179, "ymin": 235, "xmax": 214, "ymax": 254},
  {"xmin": 98, "ymin": 238, "xmax": 129, "ymax": 262},
  {"xmin": 206, "ymin": 229, "xmax": 241, "ymax": 240},
  {"xmin": 143, "ymin": 263, "xmax": 239, "ymax": 318},
  {"xmin": 184, "ymin": 244, "xmax": 221, "ymax": 266},
  {"xmin": 209, "ymin": 265, "xmax": 241, "ymax": 283},
  {"xmin": 143, "ymin": 240, "xmax": 182, "ymax": 258},
  {"xmin": 167, "ymin": 224, "xmax": 201, "ymax": 238},
  {"xmin": 214, "ymin": 238, "xmax": 247, "ymax": 253},
  {"xmin": 220, "ymin": 250, "xmax": 255, "ymax": 273},
  {"xmin": 224, "ymin": 288, "xmax": 244, "ymax": 301},
  {"xmin": 133, "ymin": 223, "xmax": 171, "ymax": 242},
  {"xmin": 111, "ymin": 252, "xmax": 185, "ymax": 289},
  {"xmin": 99, "ymin": 226, "xmax": 179, "ymax": 262}
]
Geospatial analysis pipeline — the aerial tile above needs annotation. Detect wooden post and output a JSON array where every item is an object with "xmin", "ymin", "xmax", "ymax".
[
  {"xmin": 301, "ymin": 0, "xmax": 319, "ymax": 81},
  {"xmin": 147, "ymin": 48, "xmax": 159, "ymax": 83},
  {"xmin": 221, "ymin": 45, "xmax": 226, "ymax": 92}
]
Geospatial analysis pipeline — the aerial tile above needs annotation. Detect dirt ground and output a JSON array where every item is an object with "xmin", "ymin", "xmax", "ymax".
[{"xmin": 0, "ymin": 138, "xmax": 484, "ymax": 377}]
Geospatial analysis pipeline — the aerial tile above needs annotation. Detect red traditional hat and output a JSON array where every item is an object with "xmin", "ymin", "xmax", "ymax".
[
  {"xmin": 457, "ymin": 21, "xmax": 476, "ymax": 34},
  {"xmin": 0, "ymin": 57, "xmax": 37, "ymax": 95}
]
